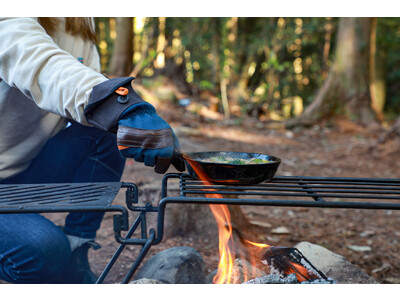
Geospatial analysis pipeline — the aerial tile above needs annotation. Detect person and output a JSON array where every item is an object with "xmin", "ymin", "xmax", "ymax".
[{"xmin": 0, "ymin": 17, "xmax": 185, "ymax": 284}]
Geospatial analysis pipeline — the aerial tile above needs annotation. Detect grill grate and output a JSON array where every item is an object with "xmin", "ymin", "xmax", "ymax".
[
  {"xmin": 177, "ymin": 175, "xmax": 400, "ymax": 209},
  {"xmin": 0, "ymin": 182, "xmax": 122, "ymax": 211},
  {"xmin": 1, "ymin": 174, "xmax": 399, "ymax": 284}
]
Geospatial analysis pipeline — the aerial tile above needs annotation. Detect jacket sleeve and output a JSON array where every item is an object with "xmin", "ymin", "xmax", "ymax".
[{"xmin": 0, "ymin": 17, "xmax": 107, "ymax": 125}]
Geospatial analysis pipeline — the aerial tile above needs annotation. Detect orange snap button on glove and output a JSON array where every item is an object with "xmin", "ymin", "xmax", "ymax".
[{"xmin": 115, "ymin": 87, "xmax": 129, "ymax": 96}]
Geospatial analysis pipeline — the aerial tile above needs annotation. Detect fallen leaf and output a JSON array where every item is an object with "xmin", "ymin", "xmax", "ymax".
[
  {"xmin": 371, "ymin": 263, "xmax": 391, "ymax": 274},
  {"xmin": 360, "ymin": 230, "xmax": 375, "ymax": 238},
  {"xmin": 384, "ymin": 277, "xmax": 400, "ymax": 284},
  {"xmin": 347, "ymin": 245, "xmax": 372, "ymax": 252},
  {"xmin": 271, "ymin": 226, "xmax": 291, "ymax": 235},
  {"xmin": 249, "ymin": 220, "xmax": 272, "ymax": 228}
]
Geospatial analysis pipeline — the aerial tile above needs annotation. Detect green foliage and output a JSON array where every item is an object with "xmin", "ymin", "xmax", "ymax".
[
  {"xmin": 199, "ymin": 80, "xmax": 214, "ymax": 90},
  {"xmin": 95, "ymin": 17, "xmax": 400, "ymax": 121}
]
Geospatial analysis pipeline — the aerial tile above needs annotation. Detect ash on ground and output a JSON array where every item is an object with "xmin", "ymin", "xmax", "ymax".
[{"xmin": 242, "ymin": 273, "xmax": 337, "ymax": 284}]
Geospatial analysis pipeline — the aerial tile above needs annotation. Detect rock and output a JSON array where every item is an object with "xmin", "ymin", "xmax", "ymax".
[
  {"xmin": 295, "ymin": 241, "xmax": 377, "ymax": 284},
  {"xmin": 271, "ymin": 226, "xmax": 290, "ymax": 235},
  {"xmin": 347, "ymin": 245, "xmax": 372, "ymax": 252},
  {"xmin": 133, "ymin": 247, "xmax": 206, "ymax": 284},
  {"xmin": 285, "ymin": 131, "xmax": 294, "ymax": 139},
  {"xmin": 206, "ymin": 269, "xmax": 218, "ymax": 284},
  {"xmin": 130, "ymin": 278, "xmax": 168, "ymax": 284}
]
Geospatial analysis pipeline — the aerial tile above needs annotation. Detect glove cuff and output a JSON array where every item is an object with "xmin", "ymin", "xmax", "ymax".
[
  {"xmin": 84, "ymin": 77, "xmax": 147, "ymax": 133},
  {"xmin": 119, "ymin": 102, "xmax": 156, "ymax": 120}
]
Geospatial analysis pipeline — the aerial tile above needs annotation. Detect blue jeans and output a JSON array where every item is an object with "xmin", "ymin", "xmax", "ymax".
[{"xmin": 0, "ymin": 122, "xmax": 125, "ymax": 283}]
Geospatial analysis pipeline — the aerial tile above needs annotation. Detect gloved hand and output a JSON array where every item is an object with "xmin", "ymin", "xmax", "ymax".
[
  {"xmin": 117, "ymin": 103, "xmax": 185, "ymax": 173},
  {"xmin": 84, "ymin": 77, "xmax": 185, "ymax": 174}
]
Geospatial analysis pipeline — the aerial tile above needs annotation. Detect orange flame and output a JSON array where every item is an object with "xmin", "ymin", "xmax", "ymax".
[
  {"xmin": 184, "ymin": 155, "xmax": 320, "ymax": 283},
  {"xmin": 209, "ymin": 203, "xmax": 235, "ymax": 284},
  {"xmin": 283, "ymin": 261, "xmax": 319, "ymax": 282},
  {"xmin": 184, "ymin": 155, "xmax": 271, "ymax": 284}
]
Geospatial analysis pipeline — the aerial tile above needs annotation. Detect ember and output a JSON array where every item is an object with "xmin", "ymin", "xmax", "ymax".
[{"xmin": 261, "ymin": 246, "xmax": 326, "ymax": 282}]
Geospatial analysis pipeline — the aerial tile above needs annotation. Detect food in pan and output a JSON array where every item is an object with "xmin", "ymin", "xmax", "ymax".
[{"xmin": 200, "ymin": 156, "xmax": 271, "ymax": 165}]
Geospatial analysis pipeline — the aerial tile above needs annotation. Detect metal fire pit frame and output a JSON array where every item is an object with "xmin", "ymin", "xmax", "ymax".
[
  {"xmin": 1, "ymin": 173, "xmax": 400, "ymax": 284},
  {"xmin": 102, "ymin": 173, "xmax": 400, "ymax": 283}
]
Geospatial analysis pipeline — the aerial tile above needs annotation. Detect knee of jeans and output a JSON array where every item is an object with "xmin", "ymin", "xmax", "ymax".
[
  {"xmin": 98, "ymin": 132, "xmax": 126, "ymax": 172},
  {"xmin": 0, "ymin": 234, "xmax": 71, "ymax": 283}
]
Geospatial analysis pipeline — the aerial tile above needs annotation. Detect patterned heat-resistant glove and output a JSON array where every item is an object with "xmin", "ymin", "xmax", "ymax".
[
  {"xmin": 117, "ymin": 103, "xmax": 184, "ymax": 173},
  {"xmin": 84, "ymin": 77, "xmax": 185, "ymax": 174}
]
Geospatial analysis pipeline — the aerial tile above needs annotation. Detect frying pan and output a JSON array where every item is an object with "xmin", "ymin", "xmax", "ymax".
[{"xmin": 182, "ymin": 151, "xmax": 281, "ymax": 185}]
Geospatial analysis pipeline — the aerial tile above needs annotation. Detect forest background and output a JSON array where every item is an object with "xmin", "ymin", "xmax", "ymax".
[{"xmin": 95, "ymin": 17, "xmax": 400, "ymax": 130}]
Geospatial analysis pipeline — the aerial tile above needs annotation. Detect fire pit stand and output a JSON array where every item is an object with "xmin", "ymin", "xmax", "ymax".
[
  {"xmin": 100, "ymin": 173, "xmax": 400, "ymax": 283},
  {"xmin": 0, "ymin": 174, "xmax": 399, "ymax": 283}
]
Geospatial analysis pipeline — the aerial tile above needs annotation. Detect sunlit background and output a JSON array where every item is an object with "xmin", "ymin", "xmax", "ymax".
[{"xmin": 94, "ymin": 17, "xmax": 400, "ymax": 123}]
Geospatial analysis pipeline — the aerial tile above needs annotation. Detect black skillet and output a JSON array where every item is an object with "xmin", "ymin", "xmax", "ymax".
[{"xmin": 183, "ymin": 151, "xmax": 281, "ymax": 185}]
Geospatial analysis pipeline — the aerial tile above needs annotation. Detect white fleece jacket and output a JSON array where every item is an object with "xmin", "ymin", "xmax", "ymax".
[{"xmin": 0, "ymin": 17, "xmax": 107, "ymax": 179}]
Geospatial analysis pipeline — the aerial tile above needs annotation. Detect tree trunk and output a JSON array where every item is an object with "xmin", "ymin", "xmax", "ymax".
[
  {"xmin": 109, "ymin": 17, "xmax": 133, "ymax": 77},
  {"xmin": 131, "ymin": 18, "xmax": 154, "ymax": 77},
  {"xmin": 370, "ymin": 18, "xmax": 387, "ymax": 122},
  {"xmin": 154, "ymin": 17, "xmax": 166, "ymax": 69},
  {"xmin": 322, "ymin": 17, "xmax": 333, "ymax": 79},
  {"xmin": 371, "ymin": 49, "xmax": 387, "ymax": 121},
  {"xmin": 210, "ymin": 18, "xmax": 222, "ymax": 113},
  {"xmin": 287, "ymin": 17, "xmax": 378, "ymax": 128}
]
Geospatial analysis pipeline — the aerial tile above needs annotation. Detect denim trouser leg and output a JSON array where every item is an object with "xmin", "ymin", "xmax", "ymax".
[
  {"xmin": 0, "ymin": 122, "xmax": 125, "ymax": 283},
  {"xmin": 0, "ymin": 214, "xmax": 71, "ymax": 283}
]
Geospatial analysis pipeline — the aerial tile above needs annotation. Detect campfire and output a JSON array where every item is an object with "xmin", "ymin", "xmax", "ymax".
[{"xmin": 184, "ymin": 155, "xmax": 335, "ymax": 284}]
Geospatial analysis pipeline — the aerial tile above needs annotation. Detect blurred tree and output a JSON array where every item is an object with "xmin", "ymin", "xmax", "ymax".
[
  {"xmin": 288, "ymin": 17, "xmax": 378, "ymax": 127},
  {"xmin": 375, "ymin": 18, "xmax": 400, "ymax": 118},
  {"xmin": 154, "ymin": 17, "xmax": 166, "ymax": 69},
  {"xmin": 220, "ymin": 17, "xmax": 239, "ymax": 119},
  {"xmin": 371, "ymin": 18, "xmax": 400, "ymax": 147},
  {"xmin": 96, "ymin": 17, "xmax": 400, "ymax": 124},
  {"xmin": 95, "ymin": 17, "xmax": 113, "ymax": 71},
  {"xmin": 131, "ymin": 17, "xmax": 157, "ymax": 77},
  {"xmin": 109, "ymin": 17, "xmax": 134, "ymax": 76}
]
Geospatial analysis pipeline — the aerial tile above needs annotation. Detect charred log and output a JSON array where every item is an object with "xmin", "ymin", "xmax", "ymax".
[{"xmin": 261, "ymin": 246, "xmax": 327, "ymax": 282}]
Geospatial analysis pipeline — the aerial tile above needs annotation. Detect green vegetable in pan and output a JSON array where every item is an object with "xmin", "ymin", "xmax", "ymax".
[{"xmin": 201, "ymin": 156, "xmax": 271, "ymax": 165}]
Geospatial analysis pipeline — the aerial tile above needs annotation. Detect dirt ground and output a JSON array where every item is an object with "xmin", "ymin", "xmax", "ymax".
[
  {"xmin": 6, "ymin": 81, "xmax": 398, "ymax": 285},
  {"xmin": 72, "ymin": 98, "xmax": 400, "ymax": 284}
]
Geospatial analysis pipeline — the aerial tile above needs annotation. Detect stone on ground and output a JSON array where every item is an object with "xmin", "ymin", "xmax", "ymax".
[
  {"xmin": 133, "ymin": 247, "xmax": 206, "ymax": 284},
  {"xmin": 295, "ymin": 241, "xmax": 377, "ymax": 284}
]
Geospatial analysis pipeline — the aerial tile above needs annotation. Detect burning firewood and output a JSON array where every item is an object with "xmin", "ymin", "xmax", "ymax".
[
  {"xmin": 261, "ymin": 246, "xmax": 328, "ymax": 282},
  {"xmin": 229, "ymin": 258, "xmax": 267, "ymax": 284}
]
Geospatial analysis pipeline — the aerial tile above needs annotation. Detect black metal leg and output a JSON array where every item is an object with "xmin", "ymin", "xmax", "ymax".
[
  {"xmin": 96, "ymin": 213, "xmax": 144, "ymax": 284},
  {"xmin": 121, "ymin": 229, "xmax": 156, "ymax": 284}
]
